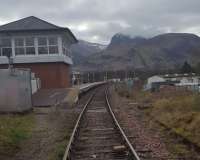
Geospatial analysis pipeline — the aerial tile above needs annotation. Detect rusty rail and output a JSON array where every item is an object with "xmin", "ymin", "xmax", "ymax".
[
  {"xmin": 62, "ymin": 92, "xmax": 95, "ymax": 160},
  {"xmin": 105, "ymin": 89, "xmax": 141, "ymax": 160},
  {"xmin": 63, "ymin": 86, "xmax": 140, "ymax": 160}
]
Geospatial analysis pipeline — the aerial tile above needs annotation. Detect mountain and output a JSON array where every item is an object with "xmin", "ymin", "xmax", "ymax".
[
  {"xmin": 71, "ymin": 40, "xmax": 106, "ymax": 65},
  {"xmin": 108, "ymin": 33, "xmax": 146, "ymax": 49},
  {"xmin": 72, "ymin": 33, "xmax": 200, "ymax": 71}
]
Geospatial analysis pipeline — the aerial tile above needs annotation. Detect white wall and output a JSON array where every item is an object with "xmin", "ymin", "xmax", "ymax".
[
  {"xmin": 31, "ymin": 78, "xmax": 41, "ymax": 94},
  {"xmin": 147, "ymin": 76, "xmax": 166, "ymax": 84}
]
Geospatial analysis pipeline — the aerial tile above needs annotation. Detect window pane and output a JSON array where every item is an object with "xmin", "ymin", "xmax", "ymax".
[
  {"xmin": 2, "ymin": 48, "xmax": 12, "ymax": 56},
  {"xmin": 15, "ymin": 38, "xmax": 24, "ymax": 47},
  {"xmin": 1, "ymin": 38, "xmax": 11, "ymax": 47},
  {"xmin": 38, "ymin": 47, "xmax": 48, "ymax": 54},
  {"xmin": 0, "ymin": 48, "xmax": 2, "ymax": 56},
  {"xmin": 48, "ymin": 37, "xmax": 57, "ymax": 45},
  {"xmin": 15, "ymin": 47, "xmax": 25, "ymax": 55},
  {"xmin": 26, "ymin": 47, "xmax": 35, "ymax": 55},
  {"xmin": 49, "ymin": 46, "xmax": 58, "ymax": 54},
  {"xmin": 38, "ymin": 37, "xmax": 47, "ymax": 46},
  {"xmin": 26, "ymin": 37, "xmax": 34, "ymax": 46}
]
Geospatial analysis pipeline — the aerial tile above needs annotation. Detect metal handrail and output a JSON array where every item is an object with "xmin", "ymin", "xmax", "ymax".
[
  {"xmin": 62, "ymin": 92, "xmax": 95, "ymax": 160},
  {"xmin": 105, "ymin": 89, "xmax": 141, "ymax": 160}
]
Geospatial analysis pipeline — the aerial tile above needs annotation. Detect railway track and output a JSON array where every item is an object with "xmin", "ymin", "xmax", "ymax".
[{"xmin": 63, "ymin": 86, "xmax": 140, "ymax": 160}]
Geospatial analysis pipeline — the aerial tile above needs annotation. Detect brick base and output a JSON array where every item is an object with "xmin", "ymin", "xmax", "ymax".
[{"xmin": 0, "ymin": 62, "xmax": 71, "ymax": 89}]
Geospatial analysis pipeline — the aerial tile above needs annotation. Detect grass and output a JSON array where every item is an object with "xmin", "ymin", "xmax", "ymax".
[
  {"xmin": 114, "ymin": 81, "xmax": 154, "ymax": 103},
  {"xmin": 48, "ymin": 142, "xmax": 66, "ymax": 160},
  {"xmin": 114, "ymin": 82, "xmax": 200, "ymax": 156},
  {"xmin": 48, "ymin": 128, "xmax": 72, "ymax": 160},
  {"xmin": 114, "ymin": 82, "xmax": 131, "ymax": 98},
  {"xmin": 48, "ymin": 111, "xmax": 76, "ymax": 160},
  {"xmin": 148, "ymin": 120, "xmax": 191, "ymax": 156},
  {"xmin": 63, "ymin": 88, "xmax": 79, "ymax": 107},
  {"xmin": 151, "ymin": 94, "xmax": 200, "ymax": 147},
  {"xmin": 0, "ymin": 114, "xmax": 35, "ymax": 156}
]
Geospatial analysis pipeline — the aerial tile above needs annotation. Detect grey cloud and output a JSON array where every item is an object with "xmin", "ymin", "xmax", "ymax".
[{"xmin": 0, "ymin": 0, "xmax": 200, "ymax": 44}]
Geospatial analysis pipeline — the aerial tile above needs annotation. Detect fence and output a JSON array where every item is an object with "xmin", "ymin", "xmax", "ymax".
[{"xmin": 0, "ymin": 68, "xmax": 32, "ymax": 113}]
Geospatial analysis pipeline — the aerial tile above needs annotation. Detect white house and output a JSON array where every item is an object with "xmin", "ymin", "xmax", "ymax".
[
  {"xmin": 145, "ymin": 73, "xmax": 200, "ymax": 92},
  {"xmin": 145, "ymin": 75, "xmax": 166, "ymax": 90},
  {"xmin": 147, "ymin": 75, "xmax": 166, "ymax": 84}
]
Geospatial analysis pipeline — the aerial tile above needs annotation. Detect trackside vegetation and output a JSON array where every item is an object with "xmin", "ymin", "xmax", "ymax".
[
  {"xmin": 0, "ymin": 114, "xmax": 35, "ymax": 156},
  {"xmin": 151, "ymin": 94, "xmax": 200, "ymax": 147}
]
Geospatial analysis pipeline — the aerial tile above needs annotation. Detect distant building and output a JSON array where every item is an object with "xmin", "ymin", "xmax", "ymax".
[
  {"xmin": 145, "ymin": 75, "xmax": 166, "ymax": 91},
  {"xmin": 145, "ymin": 73, "xmax": 200, "ymax": 92},
  {"xmin": 147, "ymin": 75, "xmax": 166, "ymax": 84},
  {"xmin": 0, "ymin": 16, "xmax": 77, "ymax": 89}
]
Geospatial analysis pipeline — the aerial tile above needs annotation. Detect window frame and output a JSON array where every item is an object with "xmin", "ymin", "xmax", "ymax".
[
  {"xmin": 0, "ymin": 38, "xmax": 12, "ymax": 57},
  {"xmin": 0, "ymin": 36, "xmax": 60, "ymax": 57},
  {"xmin": 62, "ymin": 38, "xmax": 72, "ymax": 57},
  {"xmin": 38, "ymin": 36, "xmax": 59, "ymax": 55},
  {"xmin": 25, "ymin": 37, "xmax": 35, "ymax": 55},
  {"xmin": 14, "ymin": 36, "xmax": 37, "ymax": 56},
  {"xmin": 2, "ymin": 47, "xmax": 12, "ymax": 57},
  {"xmin": 48, "ymin": 37, "xmax": 58, "ymax": 55},
  {"xmin": 62, "ymin": 45, "xmax": 71, "ymax": 57},
  {"xmin": 15, "ymin": 37, "xmax": 25, "ymax": 56}
]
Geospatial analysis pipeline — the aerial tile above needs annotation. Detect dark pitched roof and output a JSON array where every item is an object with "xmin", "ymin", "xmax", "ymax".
[{"xmin": 0, "ymin": 16, "xmax": 78, "ymax": 43}]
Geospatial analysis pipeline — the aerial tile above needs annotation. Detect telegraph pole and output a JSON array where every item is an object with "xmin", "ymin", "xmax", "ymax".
[
  {"xmin": 93, "ymin": 72, "xmax": 95, "ymax": 82},
  {"xmin": 87, "ymin": 73, "xmax": 90, "ymax": 83},
  {"xmin": 5, "ymin": 51, "xmax": 14, "ymax": 75}
]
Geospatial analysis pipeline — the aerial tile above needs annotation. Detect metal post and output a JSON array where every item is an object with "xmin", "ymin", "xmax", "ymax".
[
  {"xmin": 6, "ymin": 51, "xmax": 14, "ymax": 75},
  {"xmin": 88, "ymin": 73, "xmax": 90, "ymax": 83},
  {"xmin": 93, "ymin": 72, "xmax": 95, "ymax": 82}
]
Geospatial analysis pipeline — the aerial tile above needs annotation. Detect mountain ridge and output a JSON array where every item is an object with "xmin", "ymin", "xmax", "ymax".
[{"xmin": 72, "ymin": 33, "xmax": 200, "ymax": 71}]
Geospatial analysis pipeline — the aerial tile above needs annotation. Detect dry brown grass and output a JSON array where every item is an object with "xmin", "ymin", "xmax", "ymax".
[
  {"xmin": 151, "ymin": 94, "xmax": 200, "ymax": 147},
  {"xmin": 113, "ymin": 82, "xmax": 200, "ymax": 156},
  {"xmin": 63, "ymin": 88, "xmax": 79, "ymax": 107}
]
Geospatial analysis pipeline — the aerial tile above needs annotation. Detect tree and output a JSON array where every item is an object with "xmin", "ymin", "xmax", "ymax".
[{"xmin": 180, "ymin": 61, "xmax": 194, "ymax": 73}]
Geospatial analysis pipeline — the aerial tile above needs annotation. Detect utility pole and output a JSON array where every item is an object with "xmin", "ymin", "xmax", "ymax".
[
  {"xmin": 106, "ymin": 71, "xmax": 108, "ymax": 81},
  {"xmin": 87, "ymin": 73, "xmax": 90, "ymax": 83},
  {"xmin": 93, "ymin": 72, "xmax": 95, "ymax": 82},
  {"xmin": 5, "ymin": 51, "xmax": 14, "ymax": 75}
]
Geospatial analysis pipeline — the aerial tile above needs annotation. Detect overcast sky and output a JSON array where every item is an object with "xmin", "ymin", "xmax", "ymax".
[{"xmin": 0, "ymin": 0, "xmax": 200, "ymax": 44}]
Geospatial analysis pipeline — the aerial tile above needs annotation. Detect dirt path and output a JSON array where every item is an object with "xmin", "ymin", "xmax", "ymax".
[{"xmin": 5, "ymin": 106, "xmax": 78, "ymax": 160}]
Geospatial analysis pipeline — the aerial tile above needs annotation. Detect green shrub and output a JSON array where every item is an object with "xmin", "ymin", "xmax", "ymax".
[{"xmin": 0, "ymin": 114, "xmax": 34, "ymax": 155}]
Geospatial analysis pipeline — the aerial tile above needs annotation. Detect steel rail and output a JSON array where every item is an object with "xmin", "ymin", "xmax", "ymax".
[
  {"xmin": 62, "ymin": 92, "xmax": 95, "ymax": 160},
  {"xmin": 105, "ymin": 89, "xmax": 141, "ymax": 160}
]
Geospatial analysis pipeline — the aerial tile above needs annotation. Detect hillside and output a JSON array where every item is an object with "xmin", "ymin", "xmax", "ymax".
[
  {"xmin": 71, "ymin": 40, "xmax": 106, "ymax": 65},
  {"xmin": 72, "ymin": 33, "xmax": 200, "ymax": 71}
]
